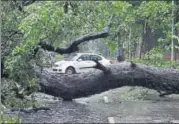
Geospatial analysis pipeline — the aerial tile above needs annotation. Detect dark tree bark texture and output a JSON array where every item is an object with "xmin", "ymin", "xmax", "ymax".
[{"xmin": 36, "ymin": 62, "xmax": 179, "ymax": 100}]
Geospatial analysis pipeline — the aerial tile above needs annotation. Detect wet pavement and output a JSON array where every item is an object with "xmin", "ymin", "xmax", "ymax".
[
  {"xmin": 7, "ymin": 87, "xmax": 179, "ymax": 123},
  {"xmin": 75, "ymin": 87, "xmax": 179, "ymax": 123},
  {"xmin": 16, "ymin": 102, "xmax": 104, "ymax": 123}
]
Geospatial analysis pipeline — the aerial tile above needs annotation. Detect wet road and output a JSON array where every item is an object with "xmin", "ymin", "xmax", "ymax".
[
  {"xmin": 75, "ymin": 87, "xmax": 179, "ymax": 123},
  {"xmin": 8, "ymin": 87, "xmax": 179, "ymax": 123}
]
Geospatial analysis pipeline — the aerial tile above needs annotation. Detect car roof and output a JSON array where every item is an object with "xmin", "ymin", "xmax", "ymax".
[{"xmin": 76, "ymin": 52, "xmax": 102, "ymax": 56}]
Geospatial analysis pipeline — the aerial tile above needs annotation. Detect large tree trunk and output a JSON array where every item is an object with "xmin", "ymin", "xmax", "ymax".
[{"xmin": 36, "ymin": 62, "xmax": 179, "ymax": 100}]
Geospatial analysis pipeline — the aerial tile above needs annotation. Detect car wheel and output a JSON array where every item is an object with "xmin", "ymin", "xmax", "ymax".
[{"xmin": 65, "ymin": 67, "xmax": 76, "ymax": 74}]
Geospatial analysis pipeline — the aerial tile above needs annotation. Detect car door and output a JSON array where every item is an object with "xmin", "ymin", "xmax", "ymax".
[{"xmin": 76, "ymin": 54, "xmax": 93, "ymax": 72}]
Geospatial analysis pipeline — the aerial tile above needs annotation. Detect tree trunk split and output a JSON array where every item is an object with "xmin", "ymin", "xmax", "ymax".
[{"xmin": 36, "ymin": 62, "xmax": 179, "ymax": 100}]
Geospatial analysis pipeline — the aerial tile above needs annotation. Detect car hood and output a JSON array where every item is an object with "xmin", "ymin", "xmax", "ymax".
[{"xmin": 54, "ymin": 60, "xmax": 67, "ymax": 65}]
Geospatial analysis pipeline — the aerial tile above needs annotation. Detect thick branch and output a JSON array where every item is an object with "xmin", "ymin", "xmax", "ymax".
[
  {"xmin": 93, "ymin": 60, "xmax": 110, "ymax": 73},
  {"xmin": 78, "ymin": 60, "xmax": 110, "ymax": 73},
  {"xmin": 9, "ymin": 30, "xmax": 23, "ymax": 37},
  {"xmin": 23, "ymin": 0, "xmax": 36, "ymax": 6},
  {"xmin": 2, "ymin": 30, "xmax": 23, "ymax": 37},
  {"xmin": 34, "ymin": 15, "xmax": 114, "ymax": 55}
]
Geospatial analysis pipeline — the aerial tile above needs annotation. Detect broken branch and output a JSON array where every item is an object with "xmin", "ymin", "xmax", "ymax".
[
  {"xmin": 93, "ymin": 60, "xmax": 110, "ymax": 73},
  {"xmin": 34, "ymin": 15, "xmax": 114, "ymax": 55}
]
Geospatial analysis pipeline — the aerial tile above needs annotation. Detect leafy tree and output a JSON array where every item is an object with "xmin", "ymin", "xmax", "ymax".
[{"xmin": 1, "ymin": 1, "xmax": 179, "ymax": 99}]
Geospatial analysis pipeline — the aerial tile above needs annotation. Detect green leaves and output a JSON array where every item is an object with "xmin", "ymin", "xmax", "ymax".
[
  {"xmin": 105, "ymin": 40, "xmax": 117, "ymax": 52},
  {"xmin": 172, "ymin": 35, "xmax": 179, "ymax": 50},
  {"xmin": 2, "ymin": 1, "xmax": 179, "ymax": 92},
  {"xmin": 136, "ymin": 1, "xmax": 173, "ymax": 30}
]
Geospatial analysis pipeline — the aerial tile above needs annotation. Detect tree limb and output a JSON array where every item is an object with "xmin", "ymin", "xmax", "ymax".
[
  {"xmin": 93, "ymin": 60, "xmax": 110, "ymax": 73},
  {"xmin": 2, "ymin": 30, "xmax": 23, "ymax": 38},
  {"xmin": 78, "ymin": 60, "xmax": 110, "ymax": 73},
  {"xmin": 34, "ymin": 14, "xmax": 114, "ymax": 55},
  {"xmin": 9, "ymin": 31, "xmax": 23, "ymax": 37},
  {"xmin": 23, "ymin": 0, "xmax": 36, "ymax": 6},
  {"xmin": 11, "ymin": 107, "xmax": 50, "ymax": 113}
]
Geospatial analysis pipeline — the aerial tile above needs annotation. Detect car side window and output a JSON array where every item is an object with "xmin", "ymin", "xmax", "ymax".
[
  {"xmin": 90, "ymin": 55, "xmax": 102, "ymax": 61},
  {"xmin": 78, "ymin": 55, "xmax": 90, "ymax": 61}
]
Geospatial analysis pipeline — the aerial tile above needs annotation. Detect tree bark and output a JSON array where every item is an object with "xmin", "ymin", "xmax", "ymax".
[{"xmin": 36, "ymin": 62, "xmax": 179, "ymax": 100}]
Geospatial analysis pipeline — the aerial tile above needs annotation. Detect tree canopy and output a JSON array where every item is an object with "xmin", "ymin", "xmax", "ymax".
[{"xmin": 1, "ymin": 0, "xmax": 179, "ymax": 94}]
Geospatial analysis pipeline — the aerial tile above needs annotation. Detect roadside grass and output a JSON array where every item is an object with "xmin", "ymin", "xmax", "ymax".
[{"xmin": 120, "ymin": 87, "xmax": 150, "ymax": 101}]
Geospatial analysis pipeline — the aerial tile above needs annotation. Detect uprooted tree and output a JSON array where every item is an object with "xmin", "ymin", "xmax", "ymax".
[
  {"xmin": 1, "ymin": 11, "xmax": 179, "ymax": 101},
  {"xmin": 36, "ymin": 62, "xmax": 179, "ymax": 100},
  {"xmin": 29, "ymin": 15, "xmax": 179, "ymax": 100}
]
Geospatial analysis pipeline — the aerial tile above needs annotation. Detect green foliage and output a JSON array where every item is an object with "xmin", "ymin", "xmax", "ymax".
[
  {"xmin": 1, "ymin": 78, "xmax": 39, "ymax": 108},
  {"xmin": 2, "ymin": 1, "xmax": 179, "ymax": 102},
  {"xmin": 1, "ymin": 112, "xmax": 22, "ymax": 124},
  {"xmin": 172, "ymin": 35, "xmax": 179, "ymax": 50},
  {"xmin": 55, "ymin": 54, "xmax": 64, "ymax": 61},
  {"xmin": 132, "ymin": 45, "xmax": 179, "ymax": 69},
  {"xmin": 147, "ymin": 46, "xmax": 164, "ymax": 60},
  {"xmin": 121, "ymin": 87, "xmax": 149, "ymax": 101},
  {"xmin": 133, "ymin": 59, "xmax": 179, "ymax": 69},
  {"xmin": 135, "ymin": 1, "xmax": 173, "ymax": 30}
]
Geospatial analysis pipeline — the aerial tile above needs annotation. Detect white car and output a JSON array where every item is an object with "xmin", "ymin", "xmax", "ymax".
[{"xmin": 52, "ymin": 53, "xmax": 111, "ymax": 74}]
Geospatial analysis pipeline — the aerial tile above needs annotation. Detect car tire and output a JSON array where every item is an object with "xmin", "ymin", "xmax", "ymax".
[{"xmin": 65, "ymin": 67, "xmax": 76, "ymax": 74}]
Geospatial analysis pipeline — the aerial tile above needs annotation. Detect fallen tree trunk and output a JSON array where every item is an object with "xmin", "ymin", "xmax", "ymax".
[{"xmin": 36, "ymin": 62, "xmax": 179, "ymax": 100}]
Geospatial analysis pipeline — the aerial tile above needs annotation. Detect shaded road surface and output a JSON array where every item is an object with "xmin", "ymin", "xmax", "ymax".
[
  {"xmin": 17, "ymin": 102, "xmax": 105, "ymax": 123},
  {"xmin": 8, "ymin": 87, "xmax": 179, "ymax": 123}
]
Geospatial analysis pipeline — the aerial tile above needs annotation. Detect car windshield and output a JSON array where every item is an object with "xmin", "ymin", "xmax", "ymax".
[{"xmin": 64, "ymin": 54, "xmax": 77, "ymax": 61}]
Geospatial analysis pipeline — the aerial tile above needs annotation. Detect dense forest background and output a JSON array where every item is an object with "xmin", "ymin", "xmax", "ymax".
[{"xmin": 1, "ymin": 1, "xmax": 179, "ymax": 122}]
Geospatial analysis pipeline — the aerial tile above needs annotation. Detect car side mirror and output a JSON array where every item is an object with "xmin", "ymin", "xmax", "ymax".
[{"xmin": 77, "ymin": 59, "xmax": 82, "ymax": 61}]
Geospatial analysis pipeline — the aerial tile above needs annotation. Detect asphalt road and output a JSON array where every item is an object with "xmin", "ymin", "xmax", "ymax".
[
  {"xmin": 7, "ymin": 87, "xmax": 179, "ymax": 123},
  {"xmin": 75, "ymin": 87, "xmax": 179, "ymax": 123}
]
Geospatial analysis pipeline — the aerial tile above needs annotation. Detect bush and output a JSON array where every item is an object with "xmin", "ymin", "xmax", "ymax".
[
  {"xmin": 1, "ymin": 78, "xmax": 41, "ymax": 109},
  {"xmin": 1, "ymin": 113, "xmax": 22, "ymax": 124},
  {"xmin": 132, "ymin": 46, "xmax": 179, "ymax": 69},
  {"xmin": 121, "ymin": 87, "xmax": 149, "ymax": 100},
  {"xmin": 133, "ymin": 58, "xmax": 179, "ymax": 69},
  {"xmin": 1, "ymin": 105, "xmax": 22, "ymax": 124}
]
